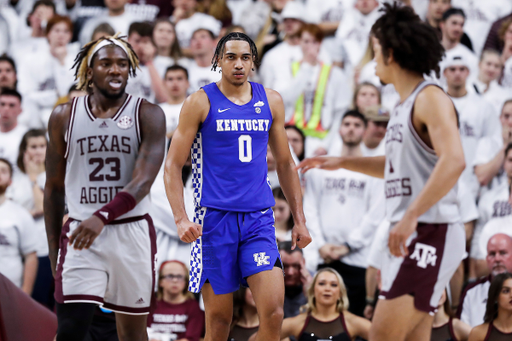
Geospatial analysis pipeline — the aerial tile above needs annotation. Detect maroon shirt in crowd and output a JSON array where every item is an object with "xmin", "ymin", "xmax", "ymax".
[{"xmin": 148, "ymin": 298, "xmax": 205, "ymax": 341}]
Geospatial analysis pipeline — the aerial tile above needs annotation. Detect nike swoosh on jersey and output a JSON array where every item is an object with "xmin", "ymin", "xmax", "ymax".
[
  {"xmin": 218, "ymin": 108, "xmax": 231, "ymax": 113},
  {"xmin": 261, "ymin": 209, "xmax": 269, "ymax": 214}
]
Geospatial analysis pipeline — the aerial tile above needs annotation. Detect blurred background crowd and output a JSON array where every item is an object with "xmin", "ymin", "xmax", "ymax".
[{"xmin": 1, "ymin": 0, "xmax": 512, "ymax": 340}]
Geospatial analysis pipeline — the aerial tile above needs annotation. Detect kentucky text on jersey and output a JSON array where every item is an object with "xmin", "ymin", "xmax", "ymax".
[{"xmin": 215, "ymin": 119, "xmax": 271, "ymax": 132}]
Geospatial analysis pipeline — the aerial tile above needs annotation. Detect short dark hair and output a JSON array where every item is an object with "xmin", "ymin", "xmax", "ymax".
[
  {"xmin": 343, "ymin": 109, "xmax": 367, "ymax": 127},
  {"xmin": 128, "ymin": 22, "xmax": 153, "ymax": 38},
  {"xmin": 0, "ymin": 158, "xmax": 13, "ymax": 178},
  {"xmin": 46, "ymin": 15, "xmax": 73, "ymax": 35},
  {"xmin": 0, "ymin": 88, "xmax": 22, "ymax": 102},
  {"xmin": 442, "ymin": 8, "xmax": 466, "ymax": 22},
  {"xmin": 0, "ymin": 54, "xmax": 16, "ymax": 73},
  {"xmin": 299, "ymin": 23, "xmax": 324, "ymax": 43},
  {"xmin": 192, "ymin": 28, "xmax": 215, "ymax": 41},
  {"xmin": 371, "ymin": 3, "xmax": 445, "ymax": 78},
  {"xmin": 17, "ymin": 129, "xmax": 47, "ymax": 174},
  {"xmin": 212, "ymin": 32, "xmax": 259, "ymax": 71},
  {"xmin": 484, "ymin": 273, "xmax": 512, "ymax": 323},
  {"xmin": 278, "ymin": 241, "xmax": 303, "ymax": 255},
  {"xmin": 165, "ymin": 65, "xmax": 189, "ymax": 80}
]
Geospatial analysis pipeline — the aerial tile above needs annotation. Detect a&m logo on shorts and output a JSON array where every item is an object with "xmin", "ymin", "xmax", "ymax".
[
  {"xmin": 410, "ymin": 243, "xmax": 437, "ymax": 269},
  {"xmin": 117, "ymin": 116, "xmax": 134, "ymax": 129},
  {"xmin": 253, "ymin": 252, "xmax": 270, "ymax": 266}
]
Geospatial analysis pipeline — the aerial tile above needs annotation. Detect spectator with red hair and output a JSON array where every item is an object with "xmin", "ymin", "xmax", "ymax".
[{"xmin": 148, "ymin": 260, "xmax": 205, "ymax": 341}]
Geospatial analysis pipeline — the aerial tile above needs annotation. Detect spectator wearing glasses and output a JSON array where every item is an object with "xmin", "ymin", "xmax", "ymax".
[{"xmin": 148, "ymin": 260, "xmax": 205, "ymax": 341}]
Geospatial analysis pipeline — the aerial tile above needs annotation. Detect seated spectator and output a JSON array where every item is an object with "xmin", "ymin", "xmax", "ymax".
[
  {"xmin": 8, "ymin": 129, "xmax": 51, "ymax": 307},
  {"xmin": 228, "ymin": 287, "xmax": 258, "ymax": 341},
  {"xmin": 159, "ymin": 65, "xmax": 189, "ymax": 139},
  {"xmin": 10, "ymin": 0, "xmax": 56, "ymax": 63},
  {"xmin": 126, "ymin": 22, "xmax": 168, "ymax": 103},
  {"xmin": 303, "ymin": 110, "xmax": 384, "ymax": 317},
  {"xmin": 172, "ymin": 0, "xmax": 221, "ymax": 53},
  {"xmin": 0, "ymin": 158, "xmax": 38, "ymax": 294},
  {"xmin": 285, "ymin": 125, "xmax": 305, "ymax": 161},
  {"xmin": 153, "ymin": 18, "xmax": 186, "ymax": 78},
  {"xmin": 0, "ymin": 54, "xmax": 17, "ymax": 90},
  {"xmin": 280, "ymin": 268, "xmax": 371, "ymax": 340},
  {"xmin": 187, "ymin": 28, "xmax": 221, "ymax": 93},
  {"xmin": 0, "ymin": 89, "xmax": 27, "ymax": 170},
  {"xmin": 279, "ymin": 241, "xmax": 312, "ymax": 318},
  {"xmin": 361, "ymin": 105, "xmax": 389, "ymax": 156},
  {"xmin": 468, "ymin": 273, "xmax": 512, "ymax": 340},
  {"xmin": 17, "ymin": 15, "xmax": 78, "ymax": 128},
  {"xmin": 280, "ymin": 24, "xmax": 349, "ymax": 158},
  {"xmin": 425, "ymin": 0, "xmax": 451, "ymax": 39},
  {"xmin": 439, "ymin": 8, "xmax": 479, "ymax": 84},
  {"xmin": 432, "ymin": 289, "xmax": 471, "ymax": 341},
  {"xmin": 471, "ymin": 49, "xmax": 510, "ymax": 116},
  {"xmin": 352, "ymin": 82, "xmax": 380, "ymax": 116},
  {"xmin": 148, "ymin": 260, "xmax": 205, "ymax": 341},
  {"xmin": 79, "ymin": 0, "xmax": 142, "ymax": 46},
  {"xmin": 272, "ymin": 187, "xmax": 293, "ymax": 242},
  {"xmin": 90, "ymin": 22, "xmax": 116, "ymax": 42},
  {"xmin": 458, "ymin": 234, "xmax": 512, "ymax": 327}
]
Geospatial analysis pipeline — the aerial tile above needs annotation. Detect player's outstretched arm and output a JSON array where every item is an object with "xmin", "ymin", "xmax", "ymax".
[
  {"xmin": 44, "ymin": 103, "xmax": 71, "ymax": 277},
  {"xmin": 164, "ymin": 91, "xmax": 208, "ymax": 243},
  {"xmin": 267, "ymin": 88, "xmax": 311, "ymax": 250},
  {"xmin": 296, "ymin": 155, "xmax": 386, "ymax": 179},
  {"xmin": 69, "ymin": 101, "xmax": 166, "ymax": 250},
  {"xmin": 388, "ymin": 86, "xmax": 466, "ymax": 257}
]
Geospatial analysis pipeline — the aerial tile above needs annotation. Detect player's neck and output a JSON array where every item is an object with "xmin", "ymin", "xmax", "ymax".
[
  {"xmin": 392, "ymin": 72, "xmax": 425, "ymax": 104},
  {"xmin": 341, "ymin": 143, "xmax": 362, "ymax": 158},
  {"xmin": 89, "ymin": 92, "xmax": 128, "ymax": 118},
  {"xmin": 312, "ymin": 304, "xmax": 339, "ymax": 321},
  {"xmin": 239, "ymin": 305, "xmax": 259, "ymax": 328},
  {"xmin": 432, "ymin": 309, "xmax": 449, "ymax": 327},
  {"xmin": 167, "ymin": 95, "xmax": 186, "ymax": 105},
  {"xmin": 217, "ymin": 78, "xmax": 252, "ymax": 100},
  {"xmin": 447, "ymin": 86, "xmax": 467, "ymax": 98},
  {"xmin": 494, "ymin": 310, "xmax": 512, "ymax": 333},
  {"xmin": 163, "ymin": 292, "xmax": 187, "ymax": 304}
]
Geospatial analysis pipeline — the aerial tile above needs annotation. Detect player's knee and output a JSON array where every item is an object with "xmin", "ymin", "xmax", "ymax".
[
  {"xmin": 208, "ymin": 310, "xmax": 233, "ymax": 329},
  {"xmin": 259, "ymin": 305, "xmax": 284, "ymax": 326}
]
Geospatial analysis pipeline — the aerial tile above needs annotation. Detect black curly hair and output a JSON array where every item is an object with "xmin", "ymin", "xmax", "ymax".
[
  {"xmin": 371, "ymin": 2, "xmax": 445, "ymax": 77},
  {"xmin": 211, "ymin": 32, "xmax": 259, "ymax": 72}
]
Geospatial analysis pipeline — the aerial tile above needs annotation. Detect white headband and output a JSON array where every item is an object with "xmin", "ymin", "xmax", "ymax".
[{"xmin": 87, "ymin": 38, "xmax": 129, "ymax": 67}]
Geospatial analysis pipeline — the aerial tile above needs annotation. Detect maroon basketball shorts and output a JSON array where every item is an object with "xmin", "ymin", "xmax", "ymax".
[
  {"xmin": 54, "ymin": 214, "xmax": 157, "ymax": 315},
  {"xmin": 379, "ymin": 222, "xmax": 465, "ymax": 315}
]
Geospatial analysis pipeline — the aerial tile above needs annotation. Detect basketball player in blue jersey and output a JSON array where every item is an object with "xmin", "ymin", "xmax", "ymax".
[
  {"xmin": 44, "ymin": 35, "xmax": 165, "ymax": 341},
  {"xmin": 164, "ymin": 32, "xmax": 312, "ymax": 341},
  {"xmin": 298, "ymin": 4, "xmax": 466, "ymax": 341}
]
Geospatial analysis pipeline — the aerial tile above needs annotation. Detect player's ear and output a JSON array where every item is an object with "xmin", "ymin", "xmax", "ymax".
[{"xmin": 86, "ymin": 67, "xmax": 93, "ymax": 85}]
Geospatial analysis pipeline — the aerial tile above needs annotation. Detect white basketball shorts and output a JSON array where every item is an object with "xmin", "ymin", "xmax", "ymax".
[{"xmin": 54, "ymin": 214, "xmax": 157, "ymax": 315}]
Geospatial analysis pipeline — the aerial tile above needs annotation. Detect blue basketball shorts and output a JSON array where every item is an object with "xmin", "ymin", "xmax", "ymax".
[{"xmin": 188, "ymin": 207, "xmax": 282, "ymax": 295}]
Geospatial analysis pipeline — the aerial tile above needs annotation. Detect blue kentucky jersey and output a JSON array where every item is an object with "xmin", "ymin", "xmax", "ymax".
[{"xmin": 191, "ymin": 82, "xmax": 275, "ymax": 212}]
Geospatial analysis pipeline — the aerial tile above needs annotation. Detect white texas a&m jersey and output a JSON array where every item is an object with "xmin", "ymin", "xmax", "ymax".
[
  {"xmin": 64, "ymin": 95, "xmax": 150, "ymax": 221},
  {"xmin": 384, "ymin": 81, "xmax": 459, "ymax": 223}
]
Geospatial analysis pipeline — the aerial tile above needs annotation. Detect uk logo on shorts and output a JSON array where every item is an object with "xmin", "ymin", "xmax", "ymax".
[
  {"xmin": 410, "ymin": 243, "xmax": 437, "ymax": 269},
  {"xmin": 253, "ymin": 252, "xmax": 270, "ymax": 266}
]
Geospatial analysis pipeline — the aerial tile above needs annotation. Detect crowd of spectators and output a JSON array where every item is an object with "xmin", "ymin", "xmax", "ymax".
[{"xmin": 1, "ymin": 0, "xmax": 512, "ymax": 340}]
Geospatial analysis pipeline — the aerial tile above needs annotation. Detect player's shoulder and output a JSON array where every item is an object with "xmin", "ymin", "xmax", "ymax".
[
  {"xmin": 263, "ymin": 87, "xmax": 283, "ymax": 105},
  {"xmin": 48, "ymin": 100, "xmax": 74, "ymax": 133},
  {"xmin": 183, "ymin": 88, "xmax": 210, "ymax": 109}
]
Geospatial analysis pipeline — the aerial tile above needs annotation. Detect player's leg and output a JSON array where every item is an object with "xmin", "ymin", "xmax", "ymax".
[
  {"xmin": 115, "ymin": 314, "xmax": 148, "ymax": 341},
  {"xmin": 56, "ymin": 302, "xmax": 97, "ymax": 341},
  {"xmin": 369, "ymin": 296, "xmax": 430, "ymax": 341},
  {"xmin": 202, "ymin": 283, "xmax": 234, "ymax": 341},
  {"xmin": 246, "ymin": 267, "xmax": 285, "ymax": 341}
]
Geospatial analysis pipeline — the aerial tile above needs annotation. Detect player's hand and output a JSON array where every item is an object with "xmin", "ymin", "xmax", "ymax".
[
  {"xmin": 69, "ymin": 215, "xmax": 105, "ymax": 250},
  {"xmin": 177, "ymin": 219, "xmax": 202, "ymax": 243},
  {"xmin": 296, "ymin": 156, "xmax": 344, "ymax": 174},
  {"xmin": 388, "ymin": 212, "xmax": 417, "ymax": 257},
  {"xmin": 291, "ymin": 223, "xmax": 312, "ymax": 250}
]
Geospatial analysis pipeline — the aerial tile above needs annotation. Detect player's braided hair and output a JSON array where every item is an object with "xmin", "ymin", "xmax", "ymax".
[
  {"xmin": 72, "ymin": 33, "xmax": 139, "ymax": 91},
  {"xmin": 211, "ymin": 32, "xmax": 259, "ymax": 71},
  {"xmin": 371, "ymin": 2, "xmax": 444, "ymax": 78}
]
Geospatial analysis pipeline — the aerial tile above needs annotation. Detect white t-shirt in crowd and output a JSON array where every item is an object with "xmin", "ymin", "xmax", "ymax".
[
  {"xmin": 451, "ymin": 0, "xmax": 512, "ymax": 56},
  {"xmin": 459, "ymin": 276, "xmax": 491, "ymax": 327},
  {"xmin": 0, "ymin": 125, "xmax": 28, "ymax": 171},
  {"xmin": 469, "ymin": 79, "xmax": 512, "ymax": 116},
  {"xmin": 479, "ymin": 215, "xmax": 512, "ymax": 260},
  {"xmin": 366, "ymin": 219, "xmax": 390, "ymax": 270},
  {"xmin": 126, "ymin": 65, "xmax": 155, "ymax": 103},
  {"xmin": 502, "ymin": 57, "xmax": 512, "ymax": 88},
  {"xmin": 0, "ymin": 199, "xmax": 37, "ymax": 287},
  {"xmin": 159, "ymin": 102, "xmax": 184, "ymax": 137},
  {"xmin": 153, "ymin": 56, "xmax": 190, "ymax": 78},
  {"xmin": 303, "ymin": 167, "xmax": 385, "ymax": 269},
  {"xmin": 7, "ymin": 172, "xmax": 48, "ymax": 256},
  {"xmin": 187, "ymin": 61, "xmax": 222, "ymax": 93},
  {"xmin": 450, "ymin": 93, "xmax": 502, "ymax": 199},
  {"xmin": 79, "ymin": 11, "xmax": 141, "ymax": 46},
  {"xmin": 175, "ymin": 12, "xmax": 221, "ymax": 49}
]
